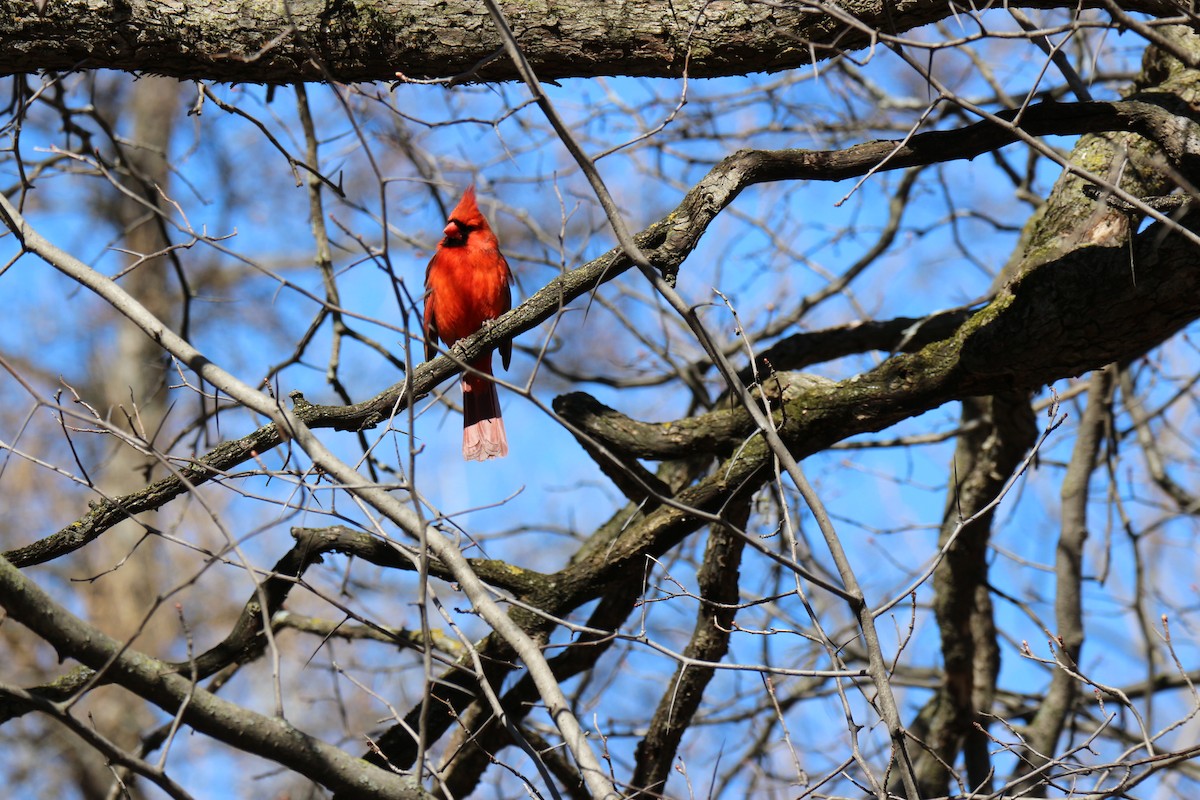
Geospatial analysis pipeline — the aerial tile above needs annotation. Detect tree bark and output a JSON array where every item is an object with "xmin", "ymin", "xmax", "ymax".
[{"xmin": 0, "ymin": 0, "xmax": 1187, "ymax": 83}]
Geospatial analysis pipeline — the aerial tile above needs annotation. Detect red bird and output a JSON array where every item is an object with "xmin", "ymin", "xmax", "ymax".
[{"xmin": 423, "ymin": 186, "xmax": 513, "ymax": 461}]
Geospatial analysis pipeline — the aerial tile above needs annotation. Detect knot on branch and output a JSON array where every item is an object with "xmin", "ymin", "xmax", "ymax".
[
  {"xmin": 552, "ymin": 391, "xmax": 735, "ymax": 462},
  {"xmin": 752, "ymin": 370, "xmax": 839, "ymax": 405}
]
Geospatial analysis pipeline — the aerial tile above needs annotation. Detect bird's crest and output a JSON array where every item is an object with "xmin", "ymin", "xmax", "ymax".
[{"xmin": 448, "ymin": 184, "xmax": 486, "ymax": 229}]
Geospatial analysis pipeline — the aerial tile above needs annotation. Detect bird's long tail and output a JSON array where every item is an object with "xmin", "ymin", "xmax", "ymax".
[{"xmin": 462, "ymin": 370, "xmax": 507, "ymax": 461}]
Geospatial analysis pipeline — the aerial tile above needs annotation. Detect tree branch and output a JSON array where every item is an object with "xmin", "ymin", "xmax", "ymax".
[
  {"xmin": 2, "ymin": 0, "xmax": 1188, "ymax": 83},
  {"xmin": 0, "ymin": 554, "xmax": 432, "ymax": 800}
]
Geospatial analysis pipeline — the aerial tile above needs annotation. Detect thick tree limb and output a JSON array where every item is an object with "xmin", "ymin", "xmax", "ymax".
[{"xmin": 1, "ymin": 0, "xmax": 1188, "ymax": 84}]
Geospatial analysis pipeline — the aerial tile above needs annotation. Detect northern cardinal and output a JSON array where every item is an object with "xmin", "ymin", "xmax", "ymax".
[{"xmin": 423, "ymin": 186, "xmax": 513, "ymax": 461}]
